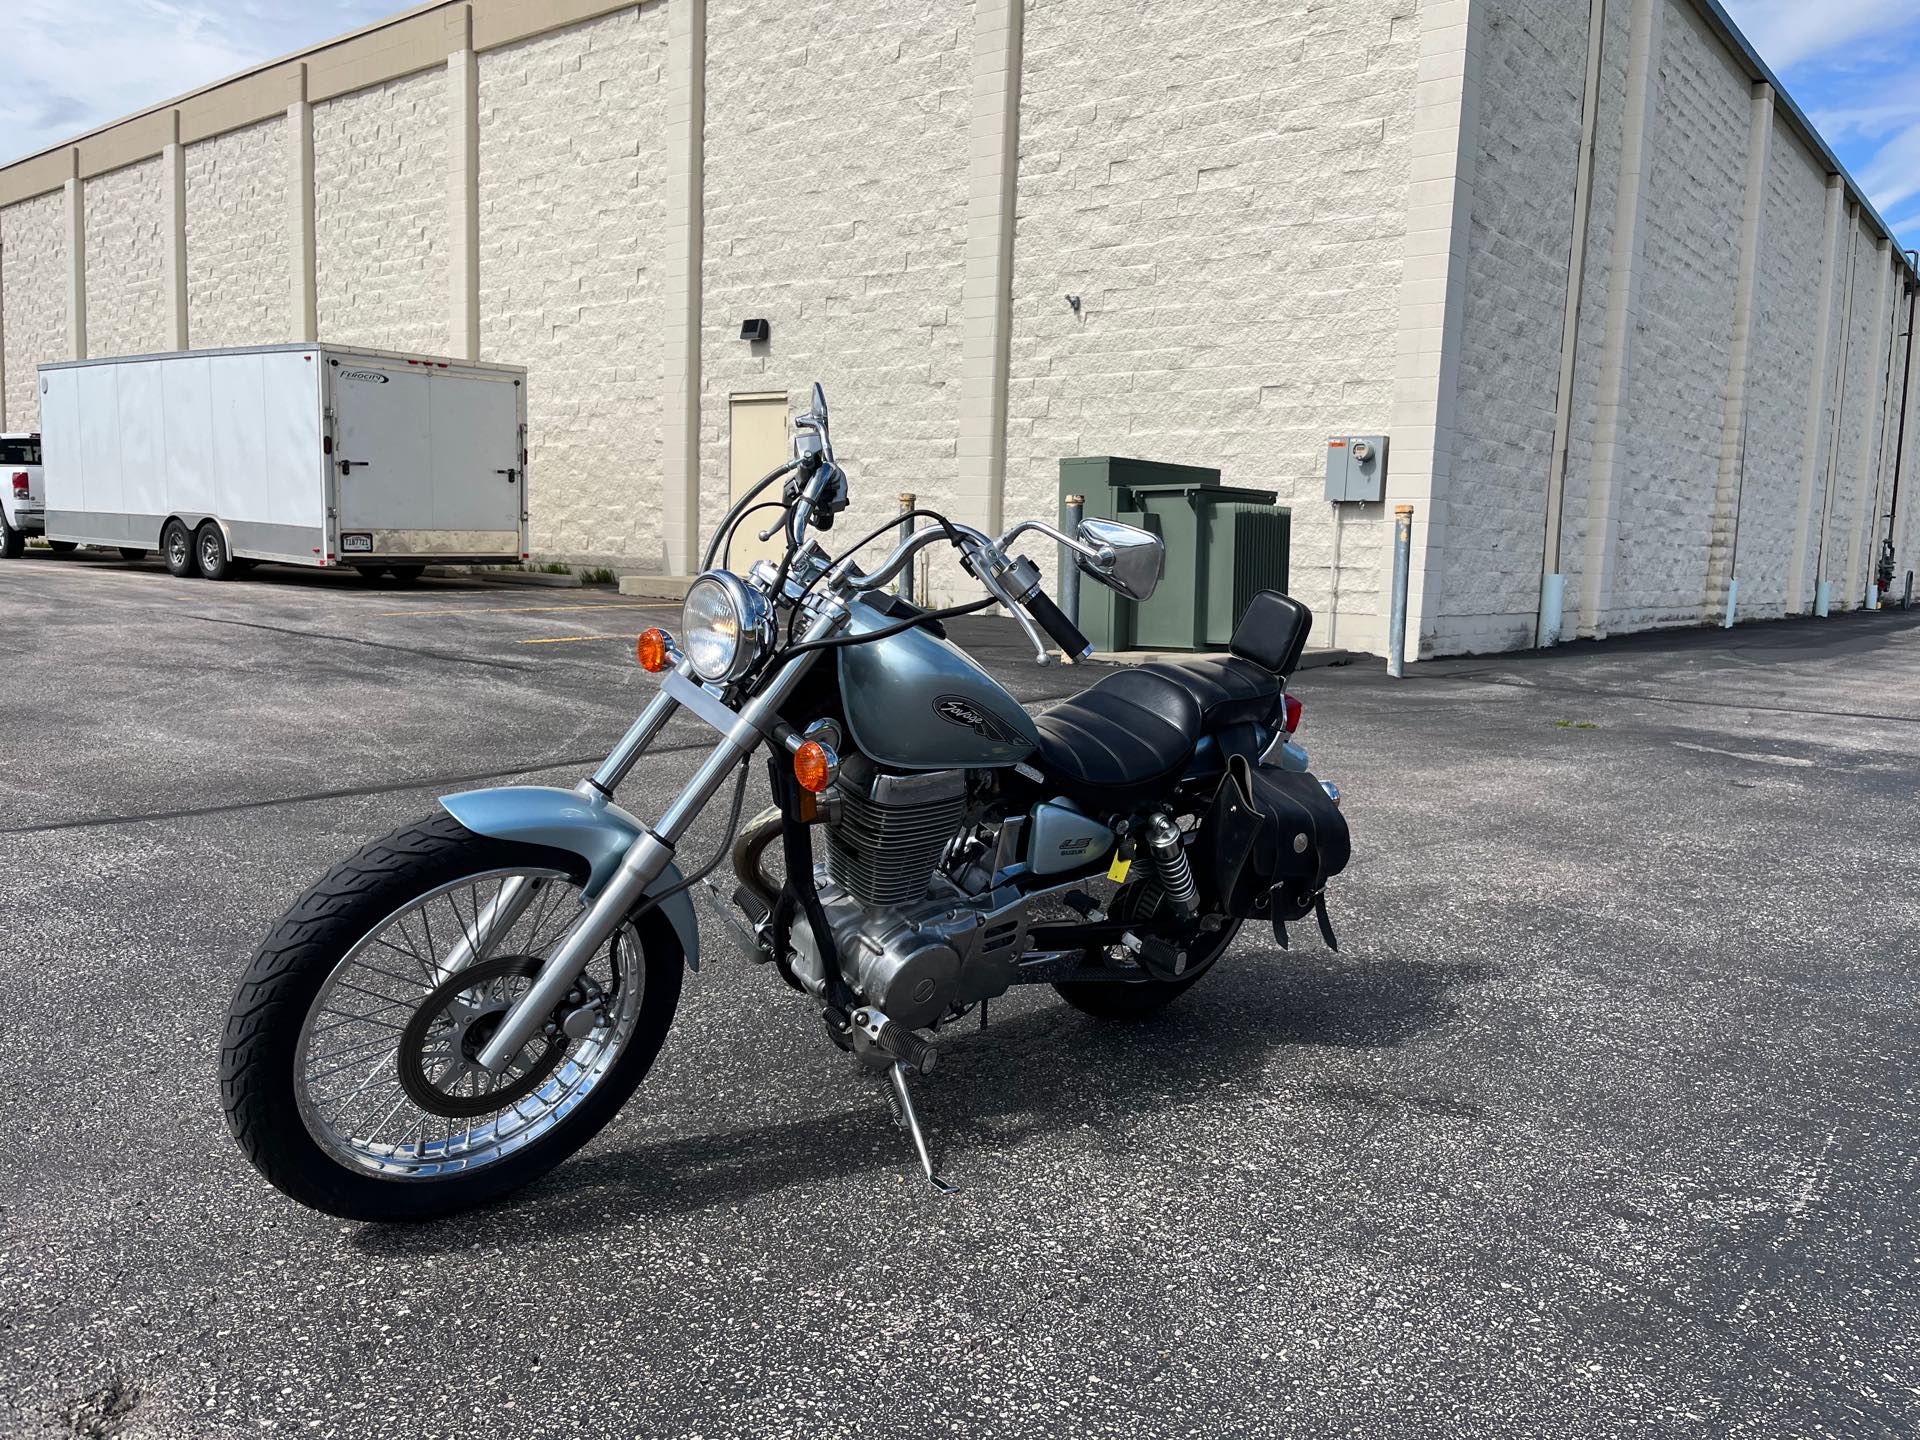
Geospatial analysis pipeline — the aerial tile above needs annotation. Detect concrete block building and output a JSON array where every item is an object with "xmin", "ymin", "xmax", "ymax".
[{"xmin": 2, "ymin": 0, "xmax": 1914, "ymax": 658}]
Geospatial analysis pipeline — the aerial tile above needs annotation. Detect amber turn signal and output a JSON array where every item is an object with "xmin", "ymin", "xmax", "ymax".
[
  {"xmin": 793, "ymin": 740, "xmax": 838, "ymax": 794},
  {"xmin": 637, "ymin": 628, "xmax": 674, "ymax": 673}
]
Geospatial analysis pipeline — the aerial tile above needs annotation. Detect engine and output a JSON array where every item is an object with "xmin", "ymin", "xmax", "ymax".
[{"xmin": 788, "ymin": 760, "xmax": 1031, "ymax": 1027}]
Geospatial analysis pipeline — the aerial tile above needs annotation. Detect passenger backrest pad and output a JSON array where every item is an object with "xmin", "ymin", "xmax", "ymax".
[{"xmin": 1228, "ymin": 590, "xmax": 1313, "ymax": 675}]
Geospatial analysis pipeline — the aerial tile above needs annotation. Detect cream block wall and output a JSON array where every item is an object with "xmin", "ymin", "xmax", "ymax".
[
  {"xmin": 83, "ymin": 158, "xmax": 169, "ymax": 360},
  {"xmin": 184, "ymin": 118, "xmax": 292, "ymax": 349},
  {"xmin": 313, "ymin": 70, "xmax": 450, "ymax": 356},
  {"xmin": 697, "ymin": 0, "xmax": 974, "ymax": 593},
  {"xmin": 1444, "ymin": 0, "xmax": 1589, "ymax": 648},
  {"xmin": 1735, "ymin": 128, "xmax": 1830, "ymax": 619},
  {"xmin": 1005, "ymin": 0, "xmax": 1419, "ymax": 644},
  {"xmin": 477, "ymin": 5, "xmax": 670, "ymax": 565},
  {"xmin": 0, "ymin": 192, "xmax": 67, "ymax": 431},
  {"xmin": 1606, "ymin": 0, "xmax": 1745, "ymax": 632},
  {"xmin": 1816, "ymin": 223, "xmax": 1886, "ymax": 602}
]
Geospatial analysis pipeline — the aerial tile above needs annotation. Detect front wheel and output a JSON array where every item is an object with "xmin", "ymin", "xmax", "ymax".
[
  {"xmin": 220, "ymin": 813, "xmax": 684, "ymax": 1221},
  {"xmin": 0, "ymin": 517, "xmax": 22, "ymax": 560}
]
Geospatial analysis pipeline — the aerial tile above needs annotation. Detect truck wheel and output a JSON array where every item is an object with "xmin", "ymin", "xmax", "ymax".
[
  {"xmin": 196, "ymin": 523, "xmax": 234, "ymax": 581},
  {"xmin": 118, "ymin": 547, "xmax": 149, "ymax": 562},
  {"xmin": 163, "ymin": 521, "xmax": 195, "ymax": 577},
  {"xmin": 48, "ymin": 540, "xmax": 77, "ymax": 553},
  {"xmin": 0, "ymin": 518, "xmax": 23, "ymax": 560}
]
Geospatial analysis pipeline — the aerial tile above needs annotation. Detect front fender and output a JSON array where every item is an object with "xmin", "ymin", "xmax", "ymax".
[{"xmin": 439, "ymin": 785, "xmax": 701, "ymax": 971}]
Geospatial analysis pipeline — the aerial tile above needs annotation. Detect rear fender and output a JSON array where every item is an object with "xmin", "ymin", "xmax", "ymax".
[{"xmin": 438, "ymin": 784, "xmax": 700, "ymax": 971}]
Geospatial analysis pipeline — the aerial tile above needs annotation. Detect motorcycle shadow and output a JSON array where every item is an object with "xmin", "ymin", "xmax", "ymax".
[{"xmin": 352, "ymin": 949, "xmax": 1485, "ymax": 1250}]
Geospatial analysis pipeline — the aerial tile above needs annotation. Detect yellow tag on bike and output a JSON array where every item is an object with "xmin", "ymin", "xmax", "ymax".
[{"xmin": 1107, "ymin": 854, "xmax": 1132, "ymax": 883}]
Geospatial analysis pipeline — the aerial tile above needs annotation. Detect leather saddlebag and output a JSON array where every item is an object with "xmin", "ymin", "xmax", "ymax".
[{"xmin": 1197, "ymin": 756, "xmax": 1350, "ymax": 923}]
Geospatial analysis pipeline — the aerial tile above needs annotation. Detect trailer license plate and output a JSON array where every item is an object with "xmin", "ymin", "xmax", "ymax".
[{"xmin": 341, "ymin": 532, "xmax": 373, "ymax": 553}]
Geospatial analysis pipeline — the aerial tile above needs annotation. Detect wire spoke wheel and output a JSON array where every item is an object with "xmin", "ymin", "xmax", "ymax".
[{"xmin": 292, "ymin": 867, "xmax": 643, "ymax": 1181}]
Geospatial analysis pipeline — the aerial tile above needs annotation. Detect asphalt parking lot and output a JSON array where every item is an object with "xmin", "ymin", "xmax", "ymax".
[{"xmin": 2, "ymin": 549, "xmax": 1917, "ymax": 1439}]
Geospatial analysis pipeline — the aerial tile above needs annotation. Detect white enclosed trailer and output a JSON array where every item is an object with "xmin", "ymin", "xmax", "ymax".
[{"xmin": 37, "ymin": 344, "xmax": 529, "ymax": 579}]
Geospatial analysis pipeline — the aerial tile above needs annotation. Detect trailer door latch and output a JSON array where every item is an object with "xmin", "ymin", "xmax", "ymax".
[{"xmin": 496, "ymin": 468, "xmax": 518, "ymax": 484}]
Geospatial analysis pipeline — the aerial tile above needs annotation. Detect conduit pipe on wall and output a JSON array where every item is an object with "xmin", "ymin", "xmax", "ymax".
[
  {"xmin": 1882, "ymin": 255, "xmax": 1918, "ymax": 590},
  {"xmin": 1536, "ymin": 0, "xmax": 1608, "ymax": 648}
]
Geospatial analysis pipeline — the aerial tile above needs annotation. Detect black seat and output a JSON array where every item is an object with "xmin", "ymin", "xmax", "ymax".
[
  {"xmin": 1133, "ymin": 655, "xmax": 1280, "ymax": 731},
  {"xmin": 1031, "ymin": 669, "xmax": 1201, "ymax": 813}
]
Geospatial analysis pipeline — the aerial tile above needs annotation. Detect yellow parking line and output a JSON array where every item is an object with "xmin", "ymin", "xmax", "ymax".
[
  {"xmin": 518, "ymin": 634, "xmax": 629, "ymax": 645},
  {"xmin": 370, "ymin": 601, "xmax": 672, "ymax": 618}
]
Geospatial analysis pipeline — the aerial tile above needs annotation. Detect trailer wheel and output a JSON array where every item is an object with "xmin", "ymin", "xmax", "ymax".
[
  {"xmin": 118, "ymin": 547, "xmax": 149, "ymax": 562},
  {"xmin": 163, "ymin": 521, "xmax": 195, "ymax": 577},
  {"xmin": 0, "ymin": 517, "xmax": 23, "ymax": 560},
  {"xmin": 196, "ymin": 523, "xmax": 234, "ymax": 581}
]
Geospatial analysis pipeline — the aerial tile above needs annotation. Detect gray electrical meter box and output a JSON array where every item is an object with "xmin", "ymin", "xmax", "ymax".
[{"xmin": 1324, "ymin": 434, "xmax": 1388, "ymax": 503}]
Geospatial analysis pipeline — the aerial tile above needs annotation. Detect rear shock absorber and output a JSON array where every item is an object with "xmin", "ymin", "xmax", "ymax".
[{"xmin": 1143, "ymin": 811, "xmax": 1198, "ymax": 918}]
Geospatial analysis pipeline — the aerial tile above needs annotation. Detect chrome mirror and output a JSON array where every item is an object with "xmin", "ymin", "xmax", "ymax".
[{"xmin": 1074, "ymin": 517, "xmax": 1163, "ymax": 602}]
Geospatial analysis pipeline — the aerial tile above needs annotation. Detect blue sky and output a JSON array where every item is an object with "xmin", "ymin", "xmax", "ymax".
[
  {"xmin": 1723, "ymin": 0, "xmax": 1920, "ymax": 251},
  {"xmin": 0, "ymin": 0, "xmax": 1915, "ymax": 251}
]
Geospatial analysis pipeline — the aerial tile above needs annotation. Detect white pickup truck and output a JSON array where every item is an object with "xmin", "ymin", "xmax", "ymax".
[{"xmin": 1, "ymin": 432, "xmax": 63, "ymax": 560}]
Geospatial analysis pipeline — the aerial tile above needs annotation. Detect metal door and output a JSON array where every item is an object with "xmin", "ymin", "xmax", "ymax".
[
  {"xmin": 428, "ymin": 373, "xmax": 523, "ymax": 533},
  {"xmin": 726, "ymin": 393, "xmax": 790, "ymax": 573},
  {"xmin": 333, "ymin": 363, "xmax": 432, "ymax": 530}
]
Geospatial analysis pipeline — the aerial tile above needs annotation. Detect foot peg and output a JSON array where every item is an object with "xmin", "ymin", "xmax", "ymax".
[
  {"xmin": 851, "ymin": 1007, "xmax": 938, "ymax": 1074},
  {"xmin": 885, "ymin": 1062, "xmax": 957, "ymax": 1194}
]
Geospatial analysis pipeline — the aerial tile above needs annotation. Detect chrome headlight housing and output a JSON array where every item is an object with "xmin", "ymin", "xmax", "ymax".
[{"xmin": 681, "ymin": 570, "xmax": 773, "ymax": 684}]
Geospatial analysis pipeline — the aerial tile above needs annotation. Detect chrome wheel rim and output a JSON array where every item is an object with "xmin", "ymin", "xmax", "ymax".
[
  {"xmin": 167, "ymin": 529, "xmax": 188, "ymax": 568},
  {"xmin": 293, "ymin": 868, "xmax": 644, "ymax": 1181},
  {"xmin": 200, "ymin": 533, "xmax": 220, "ymax": 571}
]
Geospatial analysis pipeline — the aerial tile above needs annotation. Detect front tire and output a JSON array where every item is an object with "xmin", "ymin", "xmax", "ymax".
[
  {"xmin": 0, "ymin": 517, "xmax": 22, "ymax": 560},
  {"xmin": 220, "ymin": 813, "xmax": 684, "ymax": 1221}
]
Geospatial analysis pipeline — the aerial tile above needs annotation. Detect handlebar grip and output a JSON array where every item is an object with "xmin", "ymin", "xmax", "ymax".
[{"xmin": 1025, "ymin": 588, "xmax": 1094, "ymax": 661}]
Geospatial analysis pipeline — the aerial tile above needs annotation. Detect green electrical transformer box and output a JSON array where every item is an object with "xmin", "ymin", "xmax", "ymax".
[{"xmin": 1060, "ymin": 456, "xmax": 1290, "ymax": 653}]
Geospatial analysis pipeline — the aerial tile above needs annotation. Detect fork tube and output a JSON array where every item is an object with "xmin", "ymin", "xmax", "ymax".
[
  {"xmin": 477, "ymin": 609, "xmax": 843, "ymax": 1072},
  {"xmin": 590, "ymin": 681, "xmax": 683, "ymax": 793}
]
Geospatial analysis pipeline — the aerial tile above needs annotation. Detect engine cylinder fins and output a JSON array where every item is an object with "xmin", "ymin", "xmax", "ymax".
[
  {"xmin": 824, "ymin": 764, "xmax": 967, "ymax": 908},
  {"xmin": 1143, "ymin": 811, "xmax": 1199, "ymax": 917}
]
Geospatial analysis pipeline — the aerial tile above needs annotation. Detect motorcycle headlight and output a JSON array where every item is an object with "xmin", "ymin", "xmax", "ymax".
[{"xmin": 681, "ymin": 571, "xmax": 771, "ymax": 684}]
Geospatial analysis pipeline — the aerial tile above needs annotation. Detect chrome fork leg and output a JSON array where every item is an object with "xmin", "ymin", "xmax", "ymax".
[{"xmin": 887, "ymin": 1062, "xmax": 957, "ymax": 1194}]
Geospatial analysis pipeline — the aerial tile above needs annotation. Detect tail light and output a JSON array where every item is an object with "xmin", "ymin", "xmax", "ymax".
[
  {"xmin": 1281, "ymin": 694, "xmax": 1303, "ymax": 734},
  {"xmin": 10, "ymin": 472, "xmax": 26, "ymax": 496}
]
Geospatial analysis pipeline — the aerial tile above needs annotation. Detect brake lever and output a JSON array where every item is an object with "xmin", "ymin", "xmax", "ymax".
[{"xmin": 963, "ymin": 541, "xmax": 1053, "ymax": 666}]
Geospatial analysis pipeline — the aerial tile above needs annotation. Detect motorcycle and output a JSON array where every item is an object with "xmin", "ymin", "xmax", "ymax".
[{"xmin": 220, "ymin": 384, "xmax": 1349, "ymax": 1219}]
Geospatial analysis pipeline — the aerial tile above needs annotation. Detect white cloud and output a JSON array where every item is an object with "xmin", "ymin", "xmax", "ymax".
[
  {"xmin": 1723, "ymin": 0, "xmax": 1920, "ymax": 70},
  {"xmin": 0, "ymin": 0, "xmax": 402, "ymax": 166},
  {"xmin": 1860, "ymin": 119, "xmax": 1920, "ymax": 216}
]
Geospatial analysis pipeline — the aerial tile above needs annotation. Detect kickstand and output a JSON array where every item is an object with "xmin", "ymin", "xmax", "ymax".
[{"xmin": 886, "ymin": 1062, "xmax": 958, "ymax": 1194}]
